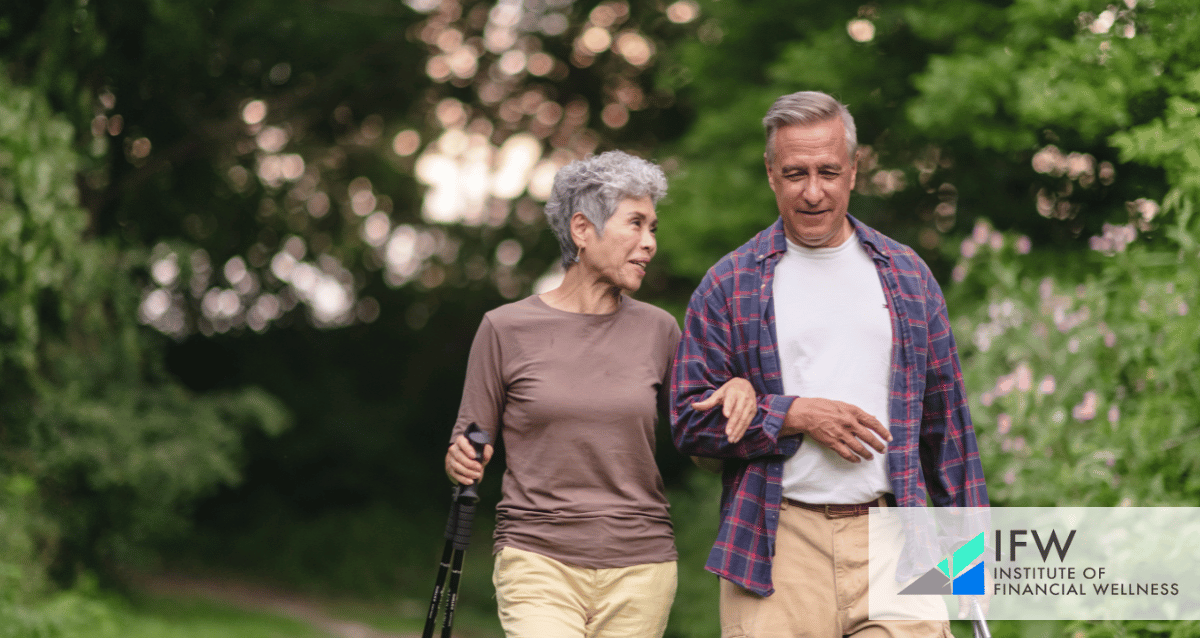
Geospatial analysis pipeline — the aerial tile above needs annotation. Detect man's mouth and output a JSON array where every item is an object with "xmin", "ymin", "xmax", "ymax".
[{"xmin": 630, "ymin": 259, "xmax": 649, "ymax": 273}]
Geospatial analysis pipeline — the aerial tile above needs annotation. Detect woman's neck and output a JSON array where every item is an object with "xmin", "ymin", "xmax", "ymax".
[{"xmin": 539, "ymin": 266, "xmax": 623, "ymax": 314}]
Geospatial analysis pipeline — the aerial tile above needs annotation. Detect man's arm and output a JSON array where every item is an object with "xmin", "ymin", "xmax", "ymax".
[
  {"xmin": 779, "ymin": 397, "xmax": 891, "ymax": 462},
  {"xmin": 670, "ymin": 273, "xmax": 889, "ymax": 461},
  {"xmin": 670, "ymin": 274, "xmax": 798, "ymax": 460},
  {"xmin": 919, "ymin": 275, "xmax": 989, "ymax": 507}
]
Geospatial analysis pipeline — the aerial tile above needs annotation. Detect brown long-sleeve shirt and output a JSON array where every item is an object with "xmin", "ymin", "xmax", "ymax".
[{"xmin": 451, "ymin": 294, "xmax": 680, "ymax": 568}]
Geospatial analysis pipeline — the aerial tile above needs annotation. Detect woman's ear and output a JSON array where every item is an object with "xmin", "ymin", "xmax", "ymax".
[{"xmin": 570, "ymin": 212, "xmax": 592, "ymax": 249}]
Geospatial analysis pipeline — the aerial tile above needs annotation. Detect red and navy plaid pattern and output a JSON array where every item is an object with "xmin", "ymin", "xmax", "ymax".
[{"xmin": 671, "ymin": 216, "xmax": 988, "ymax": 596}]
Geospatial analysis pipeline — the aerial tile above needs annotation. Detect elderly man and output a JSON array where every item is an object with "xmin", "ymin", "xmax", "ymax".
[{"xmin": 671, "ymin": 90, "xmax": 988, "ymax": 637}]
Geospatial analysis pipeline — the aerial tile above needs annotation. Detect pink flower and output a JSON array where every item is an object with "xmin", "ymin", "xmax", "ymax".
[{"xmin": 1072, "ymin": 391, "xmax": 1098, "ymax": 421}]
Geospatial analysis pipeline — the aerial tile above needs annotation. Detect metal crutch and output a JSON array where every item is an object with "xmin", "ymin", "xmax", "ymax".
[{"xmin": 423, "ymin": 423, "xmax": 490, "ymax": 638}]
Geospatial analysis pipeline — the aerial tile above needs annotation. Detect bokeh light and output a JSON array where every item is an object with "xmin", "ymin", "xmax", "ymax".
[
  {"xmin": 666, "ymin": 0, "xmax": 700, "ymax": 24},
  {"xmin": 847, "ymin": 19, "xmax": 875, "ymax": 42},
  {"xmin": 581, "ymin": 27, "xmax": 612, "ymax": 54},
  {"xmin": 615, "ymin": 32, "xmax": 653, "ymax": 66},
  {"xmin": 256, "ymin": 126, "xmax": 288, "ymax": 153},
  {"xmin": 242, "ymin": 99, "xmax": 267, "ymax": 125},
  {"xmin": 495, "ymin": 239, "xmax": 523, "ymax": 266},
  {"xmin": 601, "ymin": 103, "xmax": 629, "ymax": 128},
  {"xmin": 130, "ymin": 137, "xmax": 152, "ymax": 159},
  {"xmin": 491, "ymin": 133, "xmax": 542, "ymax": 199},
  {"xmin": 527, "ymin": 52, "xmax": 555, "ymax": 76}
]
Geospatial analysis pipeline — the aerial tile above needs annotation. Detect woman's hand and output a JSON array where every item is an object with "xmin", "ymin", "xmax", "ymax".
[
  {"xmin": 444, "ymin": 434, "xmax": 495, "ymax": 485},
  {"xmin": 691, "ymin": 377, "xmax": 758, "ymax": 444}
]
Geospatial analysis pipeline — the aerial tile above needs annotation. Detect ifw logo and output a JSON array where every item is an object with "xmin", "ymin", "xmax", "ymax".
[{"xmin": 899, "ymin": 532, "xmax": 985, "ymax": 595}]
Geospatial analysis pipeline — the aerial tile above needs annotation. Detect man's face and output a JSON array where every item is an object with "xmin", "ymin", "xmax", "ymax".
[{"xmin": 765, "ymin": 118, "xmax": 857, "ymax": 249}]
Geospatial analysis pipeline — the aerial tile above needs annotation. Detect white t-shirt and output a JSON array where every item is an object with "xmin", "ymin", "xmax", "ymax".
[{"xmin": 773, "ymin": 234, "xmax": 893, "ymax": 504}]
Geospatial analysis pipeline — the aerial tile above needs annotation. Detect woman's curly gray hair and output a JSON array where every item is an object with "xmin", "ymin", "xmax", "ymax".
[{"xmin": 544, "ymin": 150, "xmax": 667, "ymax": 269}]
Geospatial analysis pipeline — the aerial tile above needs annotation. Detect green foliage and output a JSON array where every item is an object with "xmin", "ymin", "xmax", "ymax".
[
  {"xmin": 0, "ymin": 586, "xmax": 120, "ymax": 638},
  {"xmin": 946, "ymin": 19, "xmax": 1200, "ymax": 510},
  {"xmin": 1064, "ymin": 620, "xmax": 1200, "ymax": 638},
  {"xmin": 665, "ymin": 471, "xmax": 722, "ymax": 638},
  {"xmin": 950, "ymin": 217, "xmax": 1200, "ymax": 507},
  {"xmin": 910, "ymin": 0, "xmax": 1200, "ymax": 151},
  {"xmin": 0, "ymin": 72, "xmax": 289, "ymax": 592},
  {"xmin": 180, "ymin": 504, "xmax": 446, "ymax": 598},
  {"xmin": 0, "ymin": 590, "xmax": 328, "ymax": 638}
]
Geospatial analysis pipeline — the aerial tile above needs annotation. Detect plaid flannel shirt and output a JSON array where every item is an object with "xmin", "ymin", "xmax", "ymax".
[{"xmin": 671, "ymin": 216, "xmax": 988, "ymax": 596}]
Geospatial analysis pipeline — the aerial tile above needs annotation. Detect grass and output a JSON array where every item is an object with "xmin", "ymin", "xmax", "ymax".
[{"xmin": 116, "ymin": 596, "xmax": 327, "ymax": 638}]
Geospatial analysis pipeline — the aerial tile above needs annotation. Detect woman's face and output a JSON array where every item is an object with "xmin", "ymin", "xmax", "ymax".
[{"xmin": 581, "ymin": 196, "xmax": 657, "ymax": 292}]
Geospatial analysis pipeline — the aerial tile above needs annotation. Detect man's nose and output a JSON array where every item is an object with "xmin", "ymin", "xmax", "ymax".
[{"xmin": 802, "ymin": 177, "xmax": 823, "ymax": 205}]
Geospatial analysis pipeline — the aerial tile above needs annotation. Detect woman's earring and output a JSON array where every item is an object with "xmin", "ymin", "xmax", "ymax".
[{"xmin": 573, "ymin": 246, "xmax": 582, "ymax": 263}]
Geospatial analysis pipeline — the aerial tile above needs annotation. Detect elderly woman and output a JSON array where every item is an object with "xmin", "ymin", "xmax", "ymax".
[{"xmin": 445, "ymin": 150, "xmax": 753, "ymax": 638}]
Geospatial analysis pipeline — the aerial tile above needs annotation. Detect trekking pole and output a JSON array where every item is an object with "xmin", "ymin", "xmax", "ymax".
[
  {"xmin": 423, "ymin": 423, "xmax": 489, "ymax": 638},
  {"xmin": 970, "ymin": 598, "xmax": 991, "ymax": 638}
]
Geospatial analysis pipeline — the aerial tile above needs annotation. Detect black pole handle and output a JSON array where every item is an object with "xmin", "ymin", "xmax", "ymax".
[{"xmin": 458, "ymin": 422, "xmax": 490, "ymax": 502}]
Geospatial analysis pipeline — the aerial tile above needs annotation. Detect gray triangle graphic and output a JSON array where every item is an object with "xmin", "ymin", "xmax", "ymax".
[{"xmin": 898, "ymin": 569, "xmax": 953, "ymax": 595}]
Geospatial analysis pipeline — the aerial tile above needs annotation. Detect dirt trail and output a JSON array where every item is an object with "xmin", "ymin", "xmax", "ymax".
[{"xmin": 134, "ymin": 573, "xmax": 420, "ymax": 638}]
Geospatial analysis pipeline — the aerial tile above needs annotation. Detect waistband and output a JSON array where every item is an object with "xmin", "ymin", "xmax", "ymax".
[{"xmin": 784, "ymin": 493, "xmax": 896, "ymax": 518}]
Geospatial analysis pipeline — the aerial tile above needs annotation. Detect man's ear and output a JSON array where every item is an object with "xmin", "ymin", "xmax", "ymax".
[
  {"xmin": 570, "ymin": 212, "xmax": 592, "ymax": 249},
  {"xmin": 848, "ymin": 149, "xmax": 859, "ymax": 190},
  {"xmin": 765, "ymin": 152, "xmax": 779, "ymax": 194}
]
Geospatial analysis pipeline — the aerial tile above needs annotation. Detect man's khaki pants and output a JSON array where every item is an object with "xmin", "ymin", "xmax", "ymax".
[{"xmin": 719, "ymin": 499, "xmax": 951, "ymax": 638}]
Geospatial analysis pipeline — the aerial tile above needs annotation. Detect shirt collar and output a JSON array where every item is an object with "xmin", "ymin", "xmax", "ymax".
[{"xmin": 755, "ymin": 215, "xmax": 892, "ymax": 265}]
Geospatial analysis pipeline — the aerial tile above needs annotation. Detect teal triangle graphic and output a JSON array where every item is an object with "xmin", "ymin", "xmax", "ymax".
[
  {"xmin": 937, "ymin": 558, "xmax": 950, "ymax": 578},
  {"xmin": 951, "ymin": 532, "xmax": 985, "ymax": 577}
]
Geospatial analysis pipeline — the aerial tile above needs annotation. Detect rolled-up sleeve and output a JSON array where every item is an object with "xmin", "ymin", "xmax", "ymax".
[{"xmin": 671, "ymin": 268, "xmax": 796, "ymax": 461}]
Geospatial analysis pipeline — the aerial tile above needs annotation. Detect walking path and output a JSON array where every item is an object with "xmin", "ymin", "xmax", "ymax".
[{"xmin": 133, "ymin": 572, "xmax": 419, "ymax": 638}]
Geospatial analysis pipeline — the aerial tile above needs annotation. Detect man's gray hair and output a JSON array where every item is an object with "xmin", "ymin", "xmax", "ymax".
[
  {"xmin": 544, "ymin": 150, "xmax": 667, "ymax": 269},
  {"xmin": 763, "ymin": 91, "xmax": 857, "ymax": 164}
]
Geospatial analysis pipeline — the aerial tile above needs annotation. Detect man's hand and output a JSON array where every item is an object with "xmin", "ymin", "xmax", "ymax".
[
  {"xmin": 444, "ymin": 433, "xmax": 495, "ymax": 485},
  {"xmin": 780, "ymin": 397, "xmax": 891, "ymax": 462},
  {"xmin": 691, "ymin": 377, "xmax": 757, "ymax": 443}
]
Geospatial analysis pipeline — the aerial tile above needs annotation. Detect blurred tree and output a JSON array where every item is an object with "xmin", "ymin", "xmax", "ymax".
[
  {"xmin": 654, "ymin": 0, "xmax": 1196, "ymax": 286},
  {"xmin": 6, "ymin": 0, "xmax": 1200, "ymax": 623},
  {"xmin": 0, "ymin": 72, "xmax": 287, "ymax": 603},
  {"xmin": 1, "ymin": 0, "xmax": 706, "ymax": 591}
]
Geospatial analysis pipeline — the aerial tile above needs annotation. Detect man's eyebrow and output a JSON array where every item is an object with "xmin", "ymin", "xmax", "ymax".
[{"xmin": 780, "ymin": 161, "xmax": 844, "ymax": 172}]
